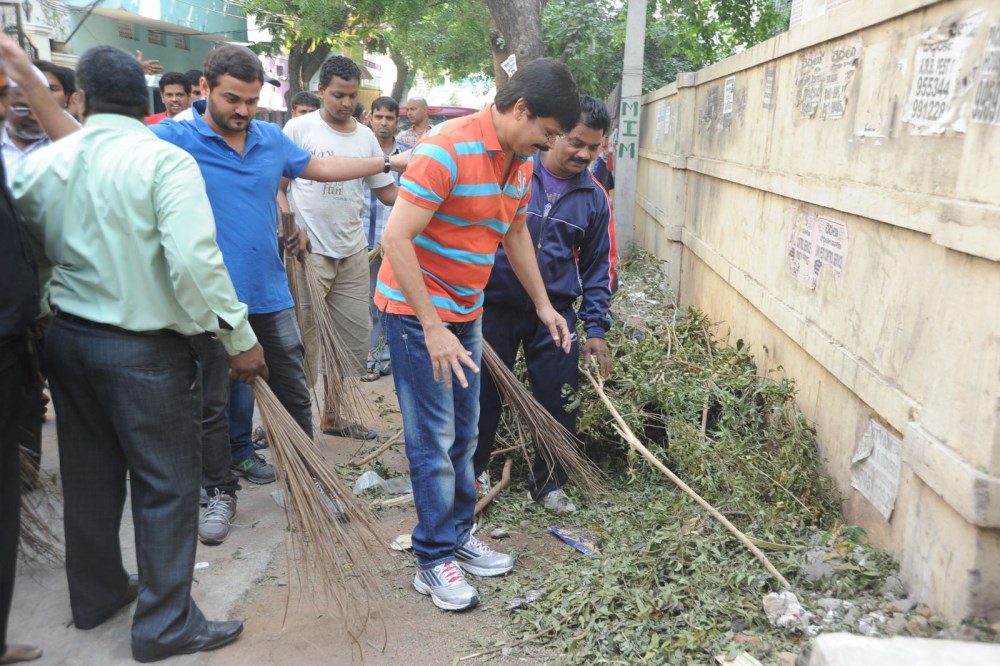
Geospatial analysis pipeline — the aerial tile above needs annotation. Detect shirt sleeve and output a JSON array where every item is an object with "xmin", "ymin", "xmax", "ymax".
[
  {"xmin": 577, "ymin": 187, "xmax": 616, "ymax": 339},
  {"xmin": 280, "ymin": 124, "xmax": 314, "ymax": 180},
  {"xmin": 152, "ymin": 149, "xmax": 258, "ymax": 355},
  {"xmin": 398, "ymin": 138, "xmax": 457, "ymax": 211}
]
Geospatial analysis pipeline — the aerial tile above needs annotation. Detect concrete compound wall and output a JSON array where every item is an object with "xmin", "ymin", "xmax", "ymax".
[{"xmin": 633, "ymin": 0, "xmax": 1000, "ymax": 622}]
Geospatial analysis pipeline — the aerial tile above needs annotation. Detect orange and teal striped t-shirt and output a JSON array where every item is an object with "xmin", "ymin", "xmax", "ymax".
[{"xmin": 374, "ymin": 105, "xmax": 534, "ymax": 322}]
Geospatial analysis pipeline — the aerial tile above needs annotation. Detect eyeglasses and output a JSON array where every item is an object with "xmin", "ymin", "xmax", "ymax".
[
  {"xmin": 542, "ymin": 127, "xmax": 564, "ymax": 144},
  {"xmin": 9, "ymin": 103, "xmax": 33, "ymax": 117}
]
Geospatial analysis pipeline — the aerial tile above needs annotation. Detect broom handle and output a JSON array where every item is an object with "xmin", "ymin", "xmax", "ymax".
[
  {"xmin": 475, "ymin": 457, "xmax": 513, "ymax": 515},
  {"xmin": 349, "ymin": 429, "xmax": 404, "ymax": 467},
  {"xmin": 582, "ymin": 367, "xmax": 791, "ymax": 589},
  {"xmin": 280, "ymin": 211, "xmax": 307, "ymax": 348}
]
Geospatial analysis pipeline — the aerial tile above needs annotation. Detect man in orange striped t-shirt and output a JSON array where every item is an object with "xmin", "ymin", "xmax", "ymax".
[{"xmin": 375, "ymin": 58, "xmax": 580, "ymax": 611}]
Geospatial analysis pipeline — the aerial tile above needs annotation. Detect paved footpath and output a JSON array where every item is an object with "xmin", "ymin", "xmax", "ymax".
[{"xmin": 9, "ymin": 415, "xmax": 288, "ymax": 665}]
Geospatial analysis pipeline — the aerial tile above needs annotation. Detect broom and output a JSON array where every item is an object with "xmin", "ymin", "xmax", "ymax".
[
  {"xmin": 481, "ymin": 341, "xmax": 607, "ymax": 498},
  {"xmin": 297, "ymin": 250, "xmax": 375, "ymax": 430},
  {"xmin": 281, "ymin": 212, "xmax": 306, "ymax": 342},
  {"xmin": 18, "ymin": 447, "xmax": 63, "ymax": 566},
  {"xmin": 252, "ymin": 379, "xmax": 389, "ymax": 651}
]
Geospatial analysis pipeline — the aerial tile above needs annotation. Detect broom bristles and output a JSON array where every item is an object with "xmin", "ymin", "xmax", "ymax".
[
  {"xmin": 252, "ymin": 379, "xmax": 388, "ymax": 653},
  {"xmin": 481, "ymin": 342, "xmax": 607, "ymax": 498},
  {"xmin": 18, "ymin": 448, "xmax": 63, "ymax": 566},
  {"xmin": 299, "ymin": 259, "xmax": 374, "ymax": 426}
]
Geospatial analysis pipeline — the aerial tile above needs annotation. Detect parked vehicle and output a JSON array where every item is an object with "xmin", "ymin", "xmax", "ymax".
[{"xmin": 398, "ymin": 105, "xmax": 478, "ymax": 130}]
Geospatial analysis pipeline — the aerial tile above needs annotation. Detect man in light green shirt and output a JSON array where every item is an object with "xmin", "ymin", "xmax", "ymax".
[{"xmin": 12, "ymin": 46, "xmax": 259, "ymax": 662}]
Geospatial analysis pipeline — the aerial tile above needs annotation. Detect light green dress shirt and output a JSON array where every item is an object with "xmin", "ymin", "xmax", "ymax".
[{"xmin": 13, "ymin": 113, "xmax": 256, "ymax": 355}]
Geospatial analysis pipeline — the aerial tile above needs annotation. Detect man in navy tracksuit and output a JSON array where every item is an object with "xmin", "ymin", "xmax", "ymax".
[{"xmin": 475, "ymin": 95, "xmax": 616, "ymax": 513}]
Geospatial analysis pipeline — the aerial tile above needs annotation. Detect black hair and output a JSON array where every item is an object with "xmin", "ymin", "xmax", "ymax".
[
  {"xmin": 578, "ymin": 95, "xmax": 611, "ymax": 135},
  {"xmin": 203, "ymin": 45, "xmax": 263, "ymax": 89},
  {"xmin": 318, "ymin": 55, "xmax": 361, "ymax": 89},
  {"xmin": 76, "ymin": 46, "xmax": 148, "ymax": 121},
  {"xmin": 158, "ymin": 71, "xmax": 191, "ymax": 94},
  {"xmin": 185, "ymin": 69, "xmax": 203, "ymax": 89},
  {"xmin": 353, "ymin": 101, "xmax": 365, "ymax": 119},
  {"xmin": 290, "ymin": 91, "xmax": 320, "ymax": 109},
  {"xmin": 495, "ymin": 57, "xmax": 580, "ymax": 131},
  {"xmin": 371, "ymin": 96, "xmax": 399, "ymax": 115},
  {"xmin": 33, "ymin": 60, "xmax": 75, "ymax": 97}
]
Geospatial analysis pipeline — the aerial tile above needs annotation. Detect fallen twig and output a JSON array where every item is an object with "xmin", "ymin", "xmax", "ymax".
[
  {"xmin": 349, "ymin": 429, "xmax": 404, "ymax": 467},
  {"xmin": 475, "ymin": 457, "xmax": 513, "ymax": 515},
  {"xmin": 582, "ymin": 366, "xmax": 791, "ymax": 589}
]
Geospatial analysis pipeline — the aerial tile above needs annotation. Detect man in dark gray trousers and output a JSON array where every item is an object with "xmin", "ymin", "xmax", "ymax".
[{"xmin": 12, "ymin": 46, "xmax": 266, "ymax": 663}]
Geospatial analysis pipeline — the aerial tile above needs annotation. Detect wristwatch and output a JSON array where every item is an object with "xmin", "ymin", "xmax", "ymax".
[{"xmin": 383, "ymin": 155, "xmax": 391, "ymax": 174}]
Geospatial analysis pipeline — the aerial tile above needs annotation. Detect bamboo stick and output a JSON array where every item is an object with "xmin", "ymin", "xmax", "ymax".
[
  {"xmin": 475, "ymin": 457, "xmax": 513, "ymax": 515},
  {"xmin": 582, "ymin": 367, "xmax": 791, "ymax": 589},
  {"xmin": 349, "ymin": 429, "xmax": 404, "ymax": 467}
]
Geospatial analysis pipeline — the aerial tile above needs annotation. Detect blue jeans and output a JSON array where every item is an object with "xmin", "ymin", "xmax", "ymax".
[
  {"xmin": 227, "ymin": 308, "xmax": 313, "ymax": 466},
  {"xmin": 367, "ymin": 255, "xmax": 390, "ymax": 371},
  {"xmin": 385, "ymin": 313, "xmax": 482, "ymax": 568}
]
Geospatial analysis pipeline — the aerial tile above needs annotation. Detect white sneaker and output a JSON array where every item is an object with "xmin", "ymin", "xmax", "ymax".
[
  {"xmin": 535, "ymin": 488, "xmax": 577, "ymax": 514},
  {"xmin": 413, "ymin": 560, "xmax": 479, "ymax": 610},
  {"xmin": 455, "ymin": 535, "xmax": 514, "ymax": 576}
]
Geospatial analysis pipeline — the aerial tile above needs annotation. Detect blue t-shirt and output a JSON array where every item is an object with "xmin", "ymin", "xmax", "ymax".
[{"xmin": 152, "ymin": 100, "xmax": 312, "ymax": 314}]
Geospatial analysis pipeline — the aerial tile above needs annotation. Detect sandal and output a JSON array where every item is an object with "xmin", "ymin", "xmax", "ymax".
[
  {"xmin": 323, "ymin": 423, "xmax": 378, "ymax": 440},
  {"xmin": 360, "ymin": 370, "xmax": 381, "ymax": 382}
]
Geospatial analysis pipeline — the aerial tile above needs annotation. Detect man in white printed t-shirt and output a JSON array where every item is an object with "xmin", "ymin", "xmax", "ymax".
[{"xmin": 278, "ymin": 55, "xmax": 397, "ymax": 441}]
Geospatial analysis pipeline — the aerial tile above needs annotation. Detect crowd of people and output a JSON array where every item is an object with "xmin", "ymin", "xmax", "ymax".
[{"xmin": 0, "ymin": 34, "xmax": 616, "ymax": 662}]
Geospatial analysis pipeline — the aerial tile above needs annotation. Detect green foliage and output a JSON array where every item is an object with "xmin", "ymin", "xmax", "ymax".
[{"xmin": 485, "ymin": 253, "xmax": 899, "ymax": 662}]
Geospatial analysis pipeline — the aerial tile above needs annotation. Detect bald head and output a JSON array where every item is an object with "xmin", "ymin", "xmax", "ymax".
[{"xmin": 406, "ymin": 96, "xmax": 429, "ymax": 128}]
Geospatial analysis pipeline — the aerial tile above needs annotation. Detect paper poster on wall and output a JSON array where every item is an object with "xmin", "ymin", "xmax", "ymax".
[
  {"xmin": 851, "ymin": 420, "xmax": 903, "ymax": 521},
  {"xmin": 787, "ymin": 208, "xmax": 849, "ymax": 290},
  {"xmin": 723, "ymin": 76, "xmax": 735, "ymax": 114},
  {"xmin": 762, "ymin": 65, "xmax": 778, "ymax": 110},
  {"xmin": 903, "ymin": 9, "xmax": 986, "ymax": 134},
  {"xmin": 794, "ymin": 39, "xmax": 862, "ymax": 120},
  {"xmin": 655, "ymin": 100, "xmax": 666, "ymax": 145},
  {"xmin": 663, "ymin": 103, "xmax": 672, "ymax": 136},
  {"xmin": 971, "ymin": 23, "xmax": 1000, "ymax": 126}
]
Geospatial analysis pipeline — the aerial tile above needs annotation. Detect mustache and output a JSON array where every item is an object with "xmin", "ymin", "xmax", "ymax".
[{"xmin": 229, "ymin": 113, "xmax": 249, "ymax": 121}]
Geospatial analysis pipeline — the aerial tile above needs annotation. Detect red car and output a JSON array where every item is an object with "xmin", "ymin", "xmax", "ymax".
[{"xmin": 398, "ymin": 105, "xmax": 478, "ymax": 130}]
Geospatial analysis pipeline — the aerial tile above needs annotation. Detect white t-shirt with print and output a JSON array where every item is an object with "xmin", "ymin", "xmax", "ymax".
[{"xmin": 283, "ymin": 112, "xmax": 394, "ymax": 258}]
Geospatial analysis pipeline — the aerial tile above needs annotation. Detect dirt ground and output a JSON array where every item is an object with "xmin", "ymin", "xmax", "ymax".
[
  {"xmin": 203, "ymin": 375, "xmax": 564, "ymax": 666},
  {"xmin": 11, "ymin": 371, "xmax": 569, "ymax": 665}
]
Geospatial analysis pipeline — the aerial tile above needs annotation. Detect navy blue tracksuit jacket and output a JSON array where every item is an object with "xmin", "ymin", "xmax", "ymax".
[{"xmin": 475, "ymin": 159, "xmax": 616, "ymax": 497}]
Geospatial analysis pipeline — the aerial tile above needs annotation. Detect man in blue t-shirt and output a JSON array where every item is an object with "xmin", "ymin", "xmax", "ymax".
[{"xmin": 153, "ymin": 45, "xmax": 406, "ymax": 545}]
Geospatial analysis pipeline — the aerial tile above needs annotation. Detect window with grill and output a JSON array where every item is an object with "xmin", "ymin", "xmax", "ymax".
[
  {"xmin": 117, "ymin": 21, "xmax": 136, "ymax": 40},
  {"xmin": 174, "ymin": 33, "xmax": 188, "ymax": 50},
  {"xmin": 148, "ymin": 30, "xmax": 165, "ymax": 46}
]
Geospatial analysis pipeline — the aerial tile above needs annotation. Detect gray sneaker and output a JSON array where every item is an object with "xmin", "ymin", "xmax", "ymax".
[
  {"xmin": 455, "ymin": 535, "xmax": 514, "ymax": 577},
  {"xmin": 413, "ymin": 560, "xmax": 479, "ymax": 611},
  {"xmin": 199, "ymin": 491, "xmax": 236, "ymax": 545},
  {"xmin": 536, "ymin": 488, "xmax": 576, "ymax": 514},
  {"xmin": 231, "ymin": 453, "xmax": 276, "ymax": 484}
]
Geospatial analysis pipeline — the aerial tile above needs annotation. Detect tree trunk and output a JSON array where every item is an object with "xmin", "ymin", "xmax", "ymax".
[
  {"xmin": 390, "ymin": 47, "xmax": 410, "ymax": 102},
  {"xmin": 484, "ymin": 0, "xmax": 546, "ymax": 90},
  {"xmin": 287, "ymin": 42, "xmax": 332, "ymax": 99}
]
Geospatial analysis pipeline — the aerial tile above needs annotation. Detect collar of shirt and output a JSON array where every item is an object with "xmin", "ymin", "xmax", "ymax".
[
  {"xmin": 474, "ymin": 104, "xmax": 502, "ymax": 154},
  {"xmin": 189, "ymin": 98, "xmax": 263, "ymax": 155},
  {"xmin": 1, "ymin": 126, "xmax": 49, "ymax": 157},
  {"xmin": 82, "ymin": 113, "xmax": 151, "ymax": 134}
]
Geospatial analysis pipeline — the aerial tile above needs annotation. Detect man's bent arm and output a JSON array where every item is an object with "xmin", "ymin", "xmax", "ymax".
[
  {"xmin": 501, "ymin": 217, "xmax": 571, "ymax": 353},
  {"xmin": 154, "ymin": 155, "xmax": 258, "ymax": 356},
  {"xmin": 299, "ymin": 152, "xmax": 408, "ymax": 183},
  {"xmin": 381, "ymin": 198, "xmax": 479, "ymax": 388},
  {"xmin": 0, "ymin": 34, "xmax": 79, "ymax": 140}
]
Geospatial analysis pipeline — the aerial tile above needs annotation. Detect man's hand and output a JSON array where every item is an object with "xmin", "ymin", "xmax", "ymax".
[
  {"xmin": 583, "ymin": 337, "xmax": 612, "ymax": 378},
  {"xmin": 425, "ymin": 324, "xmax": 478, "ymax": 389},
  {"xmin": 284, "ymin": 228, "xmax": 311, "ymax": 262},
  {"xmin": 536, "ymin": 304, "xmax": 572, "ymax": 354},
  {"xmin": 0, "ymin": 34, "xmax": 45, "ymax": 90},
  {"xmin": 136, "ymin": 50, "xmax": 163, "ymax": 75},
  {"xmin": 229, "ymin": 343, "xmax": 268, "ymax": 384},
  {"xmin": 389, "ymin": 150, "xmax": 411, "ymax": 173}
]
